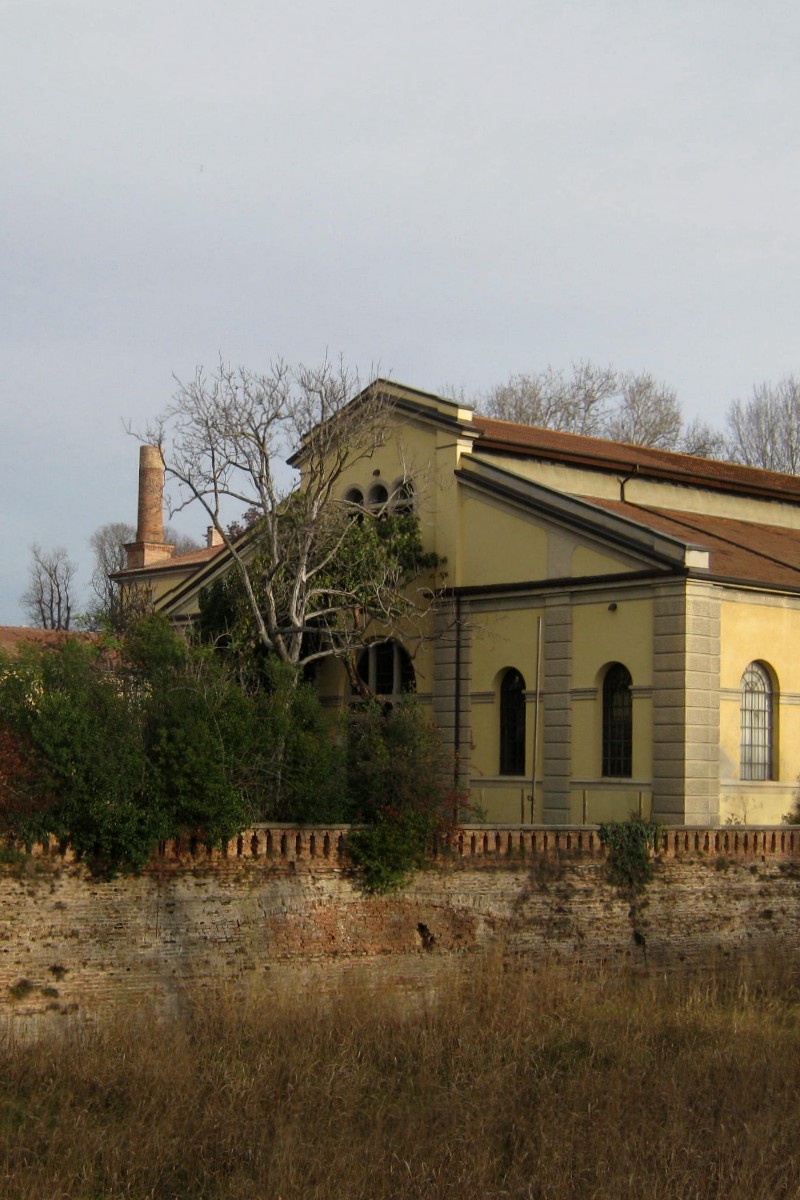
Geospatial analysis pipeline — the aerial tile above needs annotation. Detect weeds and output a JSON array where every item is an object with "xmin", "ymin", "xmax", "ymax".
[{"xmin": 2, "ymin": 956, "xmax": 800, "ymax": 1198}]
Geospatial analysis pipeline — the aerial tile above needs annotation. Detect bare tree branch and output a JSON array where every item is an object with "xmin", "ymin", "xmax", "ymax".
[
  {"xmin": 726, "ymin": 377, "xmax": 800, "ymax": 474},
  {"xmin": 481, "ymin": 361, "xmax": 727, "ymax": 458},
  {"xmin": 141, "ymin": 358, "xmax": 440, "ymax": 671},
  {"xmin": 20, "ymin": 545, "xmax": 77, "ymax": 630}
]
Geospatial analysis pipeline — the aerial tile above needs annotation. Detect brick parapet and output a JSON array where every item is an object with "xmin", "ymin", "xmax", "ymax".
[{"xmin": 17, "ymin": 823, "xmax": 800, "ymax": 872}]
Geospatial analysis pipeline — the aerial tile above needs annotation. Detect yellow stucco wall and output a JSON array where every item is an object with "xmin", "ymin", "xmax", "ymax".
[
  {"xmin": 331, "ymin": 410, "xmax": 464, "ymax": 568},
  {"xmin": 571, "ymin": 597, "xmax": 653, "ymax": 795},
  {"xmin": 719, "ymin": 594, "xmax": 800, "ymax": 824},
  {"xmin": 467, "ymin": 591, "xmax": 655, "ymax": 825},
  {"xmin": 468, "ymin": 604, "xmax": 546, "ymax": 822},
  {"xmin": 459, "ymin": 495, "xmax": 548, "ymax": 587},
  {"xmin": 477, "ymin": 451, "xmax": 800, "ymax": 531}
]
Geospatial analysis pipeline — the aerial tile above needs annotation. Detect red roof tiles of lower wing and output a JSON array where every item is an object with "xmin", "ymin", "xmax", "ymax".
[{"xmin": 587, "ymin": 498, "xmax": 800, "ymax": 588}]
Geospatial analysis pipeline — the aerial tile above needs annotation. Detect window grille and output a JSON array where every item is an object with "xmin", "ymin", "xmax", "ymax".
[
  {"xmin": 602, "ymin": 663, "xmax": 632, "ymax": 777},
  {"xmin": 740, "ymin": 662, "xmax": 773, "ymax": 781},
  {"xmin": 499, "ymin": 669, "xmax": 526, "ymax": 776}
]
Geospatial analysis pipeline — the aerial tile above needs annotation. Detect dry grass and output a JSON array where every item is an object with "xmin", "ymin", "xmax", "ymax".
[{"xmin": 3, "ymin": 955, "xmax": 800, "ymax": 1198}]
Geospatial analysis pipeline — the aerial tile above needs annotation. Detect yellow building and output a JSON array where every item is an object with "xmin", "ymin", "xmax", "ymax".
[{"xmin": 117, "ymin": 382, "xmax": 800, "ymax": 828}]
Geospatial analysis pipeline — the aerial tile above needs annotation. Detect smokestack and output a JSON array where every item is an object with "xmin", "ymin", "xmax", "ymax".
[
  {"xmin": 136, "ymin": 445, "xmax": 165, "ymax": 544},
  {"xmin": 124, "ymin": 445, "xmax": 174, "ymax": 570}
]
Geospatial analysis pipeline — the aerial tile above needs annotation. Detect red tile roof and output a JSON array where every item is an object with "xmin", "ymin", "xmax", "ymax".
[
  {"xmin": 473, "ymin": 416, "xmax": 800, "ymax": 503},
  {"xmin": 114, "ymin": 544, "xmax": 224, "ymax": 577},
  {"xmin": 587, "ymin": 498, "xmax": 800, "ymax": 589},
  {"xmin": 0, "ymin": 628, "xmax": 97, "ymax": 655}
]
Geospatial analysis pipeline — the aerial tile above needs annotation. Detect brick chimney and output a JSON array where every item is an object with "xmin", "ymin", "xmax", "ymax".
[{"xmin": 124, "ymin": 446, "xmax": 175, "ymax": 569}]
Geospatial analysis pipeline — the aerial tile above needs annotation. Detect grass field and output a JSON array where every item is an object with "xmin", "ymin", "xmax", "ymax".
[{"xmin": 2, "ymin": 954, "xmax": 800, "ymax": 1198}]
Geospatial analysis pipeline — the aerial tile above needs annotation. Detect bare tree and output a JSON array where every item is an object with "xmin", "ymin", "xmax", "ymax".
[
  {"xmin": 604, "ymin": 372, "xmax": 682, "ymax": 450},
  {"xmin": 142, "ymin": 358, "xmax": 439, "ymax": 674},
  {"xmin": 726, "ymin": 377, "xmax": 800, "ymax": 474},
  {"xmin": 680, "ymin": 417, "xmax": 727, "ymax": 459},
  {"xmin": 20, "ymin": 545, "xmax": 77, "ymax": 630},
  {"xmin": 482, "ymin": 361, "xmax": 726, "ymax": 457},
  {"xmin": 484, "ymin": 361, "xmax": 617, "ymax": 436},
  {"xmin": 84, "ymin": 521, "xmax": 200, "ymax": 630}
]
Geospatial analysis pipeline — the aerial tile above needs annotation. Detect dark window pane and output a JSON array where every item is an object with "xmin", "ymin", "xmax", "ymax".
[
  {"xmin": 374, "ymin": 642, "xmax": 395, "ymax": 696},
  {"xmin": 602, "ymin": 664, "xmax": 632, "ymax": 777},
  {"xmin": 500, "ymin": 669, "xmax": 526, "ymax": 776}
]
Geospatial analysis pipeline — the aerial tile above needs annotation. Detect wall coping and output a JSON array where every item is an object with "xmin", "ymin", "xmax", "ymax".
[{"xmin": 8, "ymin": 823, "xmax": 800, "ymax": 870}]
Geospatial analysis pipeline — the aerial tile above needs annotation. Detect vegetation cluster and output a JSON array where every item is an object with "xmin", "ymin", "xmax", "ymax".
[
  {"xmin": 597, "ymin": 816, "xmax": 661, "ymax": 893},
  {"xmin": 2, "ymin": 955, "xmax": 800, "ymax": 1199},
  {"xmin": 0, "ymin": 617, "xmax": 450, "ymax": 880}
]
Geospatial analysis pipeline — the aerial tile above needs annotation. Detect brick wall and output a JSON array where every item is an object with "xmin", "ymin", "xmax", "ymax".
[{"xmin": 2, "ymin": 824, "xmax": 800, "ymax": 1033}]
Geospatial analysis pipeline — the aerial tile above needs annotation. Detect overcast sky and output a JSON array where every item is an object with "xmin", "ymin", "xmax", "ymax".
[{"xmin": 3, "ymin": 0, "xmax": 800, "ymax": 624}]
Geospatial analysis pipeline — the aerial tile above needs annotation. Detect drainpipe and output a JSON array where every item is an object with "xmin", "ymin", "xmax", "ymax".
[
  {"xmin": 530, "ymin": 615, "xmax": 543, "ymax": 824},
  {"xmin": 453, "ymin": 594, "xmax": 461, "ymax": 792}
]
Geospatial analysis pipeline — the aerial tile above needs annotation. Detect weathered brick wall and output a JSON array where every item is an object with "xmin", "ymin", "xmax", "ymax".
[{"xmin": 2, "ymin": 824, "xmax": 800, "ymax": 1034}]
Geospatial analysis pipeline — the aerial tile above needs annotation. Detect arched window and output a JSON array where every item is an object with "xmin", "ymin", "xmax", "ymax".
[
  {"xmin": 367, "ymin": 482, "xmax": 389, "ymax": 511},
  {"xmin": 356, "ymin": 640, "xmax": 415, "ymax": 703},
  {"xmin": 602, "ymin": 663, "xmax": 632, "ymax": 777},
  {"xmin": 343, "ymin": 486, "xmax": 364, "ymax": 507},
  {"xmin": 499, "ymin": 669, "xmax": 526, "ymax": 776},
  {"xmin": 740, "ymin": 662, "xmax": 773, "ymax": 781}
]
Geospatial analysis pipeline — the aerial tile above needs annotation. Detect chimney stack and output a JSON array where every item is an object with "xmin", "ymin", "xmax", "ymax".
[
  {"xmin": 124, "ymin": 445, "xmax": 175, "ymax": 569},
  {"xmin": 136, "ymin": 445, "xmax": 165, "ymax": 544}
]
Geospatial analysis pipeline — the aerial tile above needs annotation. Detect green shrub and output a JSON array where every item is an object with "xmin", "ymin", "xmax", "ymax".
[
  {"xmin": 346, "ymin": 701, "xmax": 452, "ymax": 892},
  {"xmin": 597, "ymin": 816, "xmax": 661, "ymax": 894},
  {"xmin": 0, "ymin": 621, "xmax": 257, "ymax": 872}
]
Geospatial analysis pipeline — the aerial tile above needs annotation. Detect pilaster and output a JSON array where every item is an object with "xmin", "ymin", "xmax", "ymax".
[{"xmin": 542, "ymin": 597, "xmax": 572, "ymax": 823}]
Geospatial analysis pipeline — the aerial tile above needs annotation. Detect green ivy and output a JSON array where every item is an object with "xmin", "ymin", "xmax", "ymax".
[{"xmin": 597, "ymin": 816, "xmax": 661, "ymax": 894}]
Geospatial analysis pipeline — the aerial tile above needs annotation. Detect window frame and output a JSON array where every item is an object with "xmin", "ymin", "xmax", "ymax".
[
  {"xmin": 740, "ymin": 661, "xmax": 774, "ymax": 782},
  {"xmin": 499, "ymin": 668, "xmax": 527, "ymax": 777}
]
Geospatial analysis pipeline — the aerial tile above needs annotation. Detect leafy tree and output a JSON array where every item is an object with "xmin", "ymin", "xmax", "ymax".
[
  {"xmin": 0, "ymin": 638, "xmax": 159, "ymax": 866},
  {"xmin": 0, "ymin": 621, "xmax": 259, "ymax": 870}
]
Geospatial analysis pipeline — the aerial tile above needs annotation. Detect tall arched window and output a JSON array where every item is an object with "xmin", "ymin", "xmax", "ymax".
[
  {"xmin": 602, "ymin": 663, "xmax": 632, "ymax": 777},
  {"xmin": 499, "ymin": 669, "xmax": 526, "ymax": 776},
  {"xmin": 740, "ymin": 662, "xmax": 773, "ymax": 781}
]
